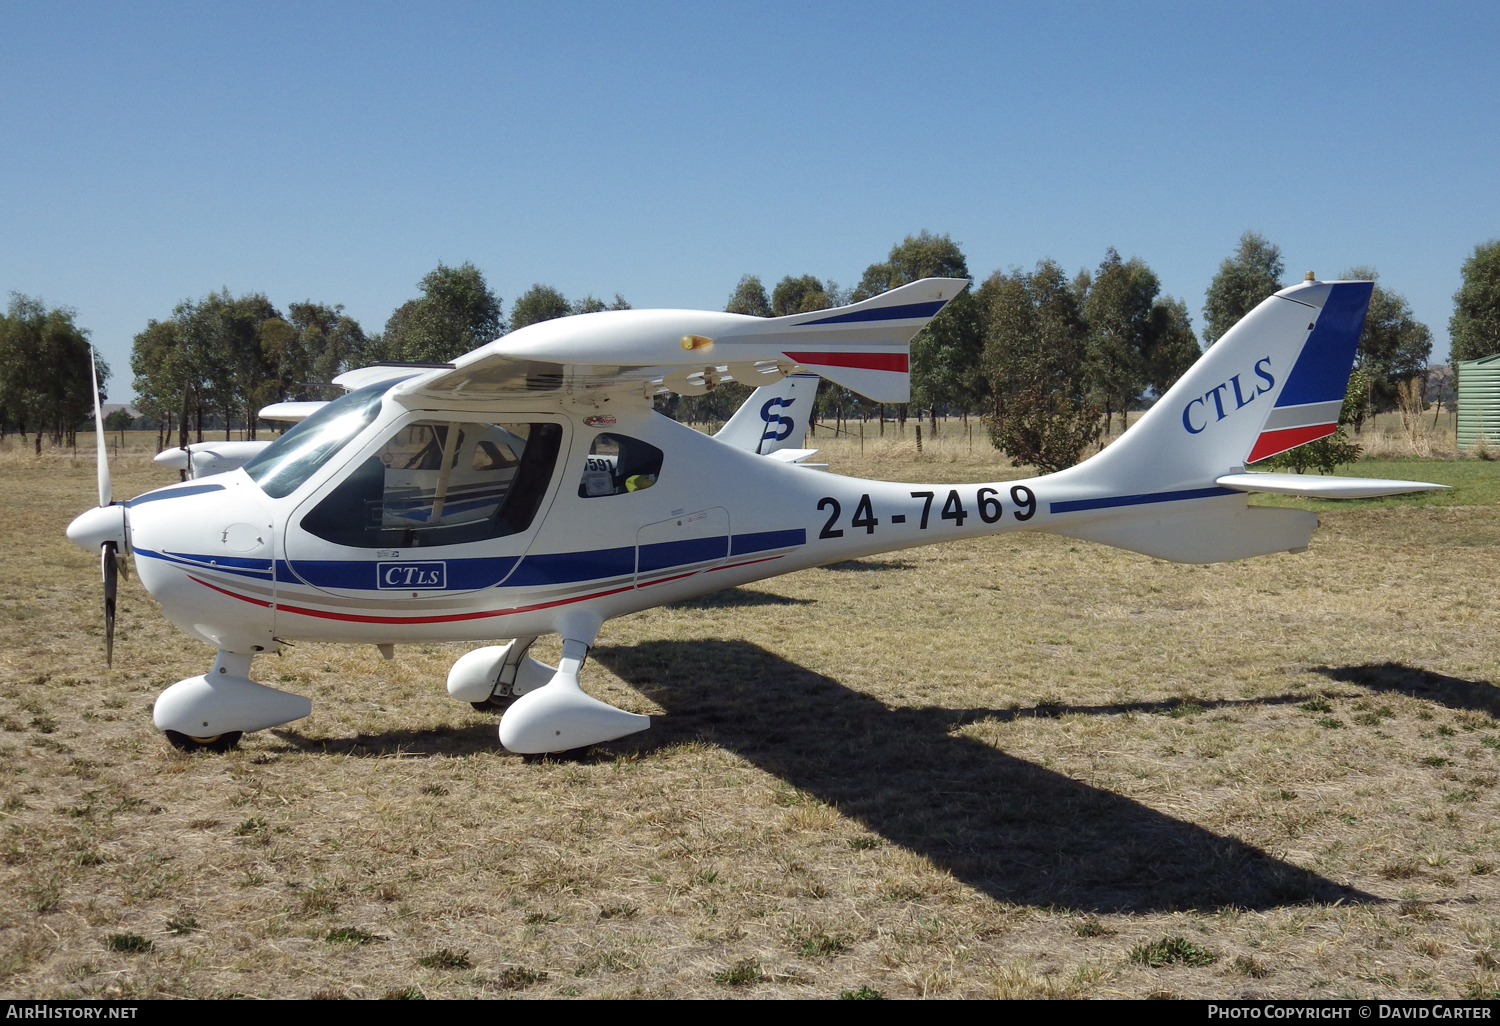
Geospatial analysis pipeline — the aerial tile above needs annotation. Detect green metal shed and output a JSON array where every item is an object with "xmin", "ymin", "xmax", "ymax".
[{"xmin": 1458, "ymin": 353, "xmax": 1500, "ymax": 448}]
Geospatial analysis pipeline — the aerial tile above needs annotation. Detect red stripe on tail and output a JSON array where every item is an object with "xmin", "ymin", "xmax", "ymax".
[{"xmin": 1247, "ymin": 423, "xmax": 1337, "ymax": 463}]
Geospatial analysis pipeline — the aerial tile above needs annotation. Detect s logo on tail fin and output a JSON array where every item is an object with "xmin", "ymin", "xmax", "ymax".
[{"xmin": 760, "ymin": 397, "xmax": 797, "ymax": 443}]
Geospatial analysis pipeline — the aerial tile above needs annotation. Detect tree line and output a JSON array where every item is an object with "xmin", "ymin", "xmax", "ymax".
[
  {"xmin": 6, "ymin": 232, "xmax": 1496, "ymax": 471},
  {"xmin": 0, "ymin": 295, "xmax": 100, "ymax": 454}
]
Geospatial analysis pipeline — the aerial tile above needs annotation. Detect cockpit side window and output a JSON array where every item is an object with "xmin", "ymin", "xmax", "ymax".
[
  {"xmin": 301, "ymin": 420, "xmax": 563, "ymax": 548},
  {"xmin": 577, "ymin": 433, "xmax": 663, "ymax": 497}
]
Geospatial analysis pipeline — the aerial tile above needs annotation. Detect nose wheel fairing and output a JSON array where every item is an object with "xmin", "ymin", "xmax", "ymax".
[{"xmin": 152, "ymin": 650, "xmax": 311, "ymax": 739}]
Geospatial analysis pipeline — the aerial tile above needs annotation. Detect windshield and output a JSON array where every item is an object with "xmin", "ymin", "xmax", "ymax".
[{"xmin": 243, "ymin": 382, "xmax": 391, "ymax": 498}]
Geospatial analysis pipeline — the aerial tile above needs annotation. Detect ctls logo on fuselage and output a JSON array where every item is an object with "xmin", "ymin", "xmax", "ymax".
[
  {"xmin": 760, "ymin": 397, "xmax": 796, "ymax": 442},
  {"xmin": 1182, "ymin": 358, "xmax": 1275, "ymax": 434},
  {"xmin": 376, "ymin": 561, "xmax": 447, "ymax": 590}
]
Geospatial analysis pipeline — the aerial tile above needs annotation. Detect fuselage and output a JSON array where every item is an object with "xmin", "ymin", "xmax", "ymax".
[{"xmin": 124, "ymin": 384, "xmax": 1206, "ymax": 655}]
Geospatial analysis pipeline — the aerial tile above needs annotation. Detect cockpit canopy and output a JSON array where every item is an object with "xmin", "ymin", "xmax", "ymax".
[{"xmin": 243, "ymin": 381, "xmax": 391, "ymax": 498}]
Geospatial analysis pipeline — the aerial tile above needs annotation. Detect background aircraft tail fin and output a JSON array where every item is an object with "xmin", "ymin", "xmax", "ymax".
[{"xmin": 714, "ymin": 373, "xmax": 820, "ymax": 454}]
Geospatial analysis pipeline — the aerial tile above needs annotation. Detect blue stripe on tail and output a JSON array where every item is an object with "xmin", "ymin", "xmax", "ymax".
[{"xmin": 1273, "ymin": 282, "xmax": 1373, "ymax": 408}]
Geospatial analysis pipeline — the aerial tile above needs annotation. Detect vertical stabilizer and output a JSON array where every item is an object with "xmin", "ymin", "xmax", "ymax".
[{"xmin": 1050, "ymin": 279, "xmax": 1373, "ymax": 495}]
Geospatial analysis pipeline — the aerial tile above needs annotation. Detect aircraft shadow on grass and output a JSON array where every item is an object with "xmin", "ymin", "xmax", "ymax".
[
  {"xmin": 593, "ymin": 639, "xmax": 1375, "ymax": 915},
  {"xmin": 267, "ymin": 640, "xmax": 1376, "ymax": 914},
  {"xmin": 817, "ymin": 559, "xmax": 916, "ymax": 573},
  {"xmin": 1314, "ymin": 662, "xmax": 1500, "ymax": 718},
  {"xmin": 668, "ymin": 587, "xmax": 816, "ymax": 610}
]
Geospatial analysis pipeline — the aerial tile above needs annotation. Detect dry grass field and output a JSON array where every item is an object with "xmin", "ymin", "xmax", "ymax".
[{"xmin": 2, "ymin": 426, "xmax": 1499, "ymax": 1000}]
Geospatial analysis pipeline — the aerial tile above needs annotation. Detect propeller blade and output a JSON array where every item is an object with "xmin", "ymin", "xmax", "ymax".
[
  {"xmin": 102, "ymin": 541, "xmax": 117, "ymax": 668},
  {"xmin": 90, "ymin": 349, "xmax": 111, "ymax": 507}
]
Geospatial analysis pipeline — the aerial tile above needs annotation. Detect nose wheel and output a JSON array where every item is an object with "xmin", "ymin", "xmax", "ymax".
[{"xmin": 164, "ymin": 730, "xmax": 243, "ymax": 754}]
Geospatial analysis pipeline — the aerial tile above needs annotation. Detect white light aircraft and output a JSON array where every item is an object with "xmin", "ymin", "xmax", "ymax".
[{"xmin": 68, "ymin": 276, "xmax": 1445, "ymax": 755}]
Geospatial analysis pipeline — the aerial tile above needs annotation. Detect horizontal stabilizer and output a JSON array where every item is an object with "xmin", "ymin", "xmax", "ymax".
[
  {"xmin": 1051, "ymin": 504, "xmax": 1318, "ymax": 563},
  {"xmin": 1216, "ymin": 472, "xmax": 1449, "ymax": 499},
  {"xmin": 764, "ymin": 448, "xmax": 820, "ymax": 463}
]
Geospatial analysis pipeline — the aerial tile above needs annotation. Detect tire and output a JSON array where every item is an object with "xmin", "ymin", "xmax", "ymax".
[
  {"xmin": 164, "ymin": 730, "xmax": 243, "ymax": 754},
  {"xmin": 470, "ymin": 696, "xmax": 513, "ymax": 713}
]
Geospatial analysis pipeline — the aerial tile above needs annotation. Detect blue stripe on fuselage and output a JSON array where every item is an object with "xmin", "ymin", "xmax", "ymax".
[
  {"xmin": 153, "ymin": 530, "xmax": 807, "ymax": 592},
  {"xmin": 125, "ymin": 484, "xmax": 224, "ymax": 507},
  {"xmin": 134, "ymin": 547, "xmax": 272, "ymax": 579},
  {"xmin": 638, "ymin": 536, "xmax": 728, "ymax": 574},
  {"xmin": 1049, "ymin": 487, "xmax": 1236, "ymax": 515},
  {"xmin": 731, "ymin": 528, "xmax": 806, "ymax": 555},
  {"xmin": 282, "ymin": 556, "xmax": 520, "ymax": 591},
  {"xmin": 504, "ymin": 547, "xmax": 636, "ymax": 587}
]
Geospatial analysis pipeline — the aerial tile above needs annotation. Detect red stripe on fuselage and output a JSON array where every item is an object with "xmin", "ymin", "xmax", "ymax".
[
  {"xmin": 782, "ymin": 351, "xmax": 908, "ymax": 372},
  {"xmin": 190, "ymin": 576, "xmax": 273, "ymax": 607},
  {"xmin": 1246, "ymin": 423, "xmax": 1337, "ymax": 463}
]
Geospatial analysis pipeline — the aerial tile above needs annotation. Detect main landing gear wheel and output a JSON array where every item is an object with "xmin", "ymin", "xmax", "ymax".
[
  {"xmin": 470, "ymin": 696, "xmax": 513, "ymax": 713},
  {"xmin": 164, "ymin": 730, "xmax": 243, "ymax": 754}
]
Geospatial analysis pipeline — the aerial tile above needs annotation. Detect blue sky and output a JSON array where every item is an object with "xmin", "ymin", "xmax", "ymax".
[{"xmin": 2, "ymin": 1, "xmax": 1496, "ymax": 401}]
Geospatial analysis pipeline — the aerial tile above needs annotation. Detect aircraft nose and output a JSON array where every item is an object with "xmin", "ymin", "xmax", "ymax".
[{"xmin": 66, "ymin": 504, "xmax": 128, "ymax": 552}]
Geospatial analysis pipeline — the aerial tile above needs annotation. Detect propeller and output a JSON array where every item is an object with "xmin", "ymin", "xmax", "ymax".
[
  {"xmin": 177, "ymin": 387, "xmax": 192, "ymax": 481},
  {"xmin": 89, "ymin": 349, "xmax": 119, "ymax": 666},
  {"xmin": 102, "ymin": 541, "xmax": 117, "ymax": 667},
  {"xmin": 91, "ymin": 349, "xmax": 110, "ymax": 507}
]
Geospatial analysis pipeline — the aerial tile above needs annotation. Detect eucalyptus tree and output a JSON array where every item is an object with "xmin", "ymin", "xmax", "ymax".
[
  {"xmin": 1143, "ymin": 295, "xmax": 1200, "ymax": 399},
  {"xmin": 1451, "ymin": 240, "xmax": 1500, "ymax": 388},
  {"xmin": 130, "ymin": 318, "xmax": 187, "ymax": 448},
  {"xmin": 572, "ymin": 293, "xmax": 631, "ymax": 315},
  {"xmin": 0, "ymin": 295, "xmax": 102, "ymax": 452},
  {"xmin": 375, "ymin": 262, "xmax": 503, "ymax": 362},
  {"xmin": 508, "ymin": 284, "xmax": 572, "ymax": 330},
  {"xmin": 725, "ymin": 275, "xmax": 772, "ymax": 317},
  {"xmin": 1341, "ymin": 266, "xmax": 1432, "ymax": 419},
  {"xmin": 1203, "ymin": 231, "xmax": 1285, "ymax": 347},
  {"xmin": 1082, "ymin": 248, "xmax": 1201, "ymax": 429},
  {"xmin": 981, "ymin": 260, "xmax": 1100, "ymax": 472}
]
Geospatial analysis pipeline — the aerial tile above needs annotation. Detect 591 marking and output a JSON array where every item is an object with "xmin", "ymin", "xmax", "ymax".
[{"xmin": 816, "ymin": 486, "xmax": 1037, "ymax": 539}]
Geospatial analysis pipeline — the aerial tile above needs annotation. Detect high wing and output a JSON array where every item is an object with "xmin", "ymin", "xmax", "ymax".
[{"xmin": 392, "ymin": 277, "xmax": 969, "ymax": 405}]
